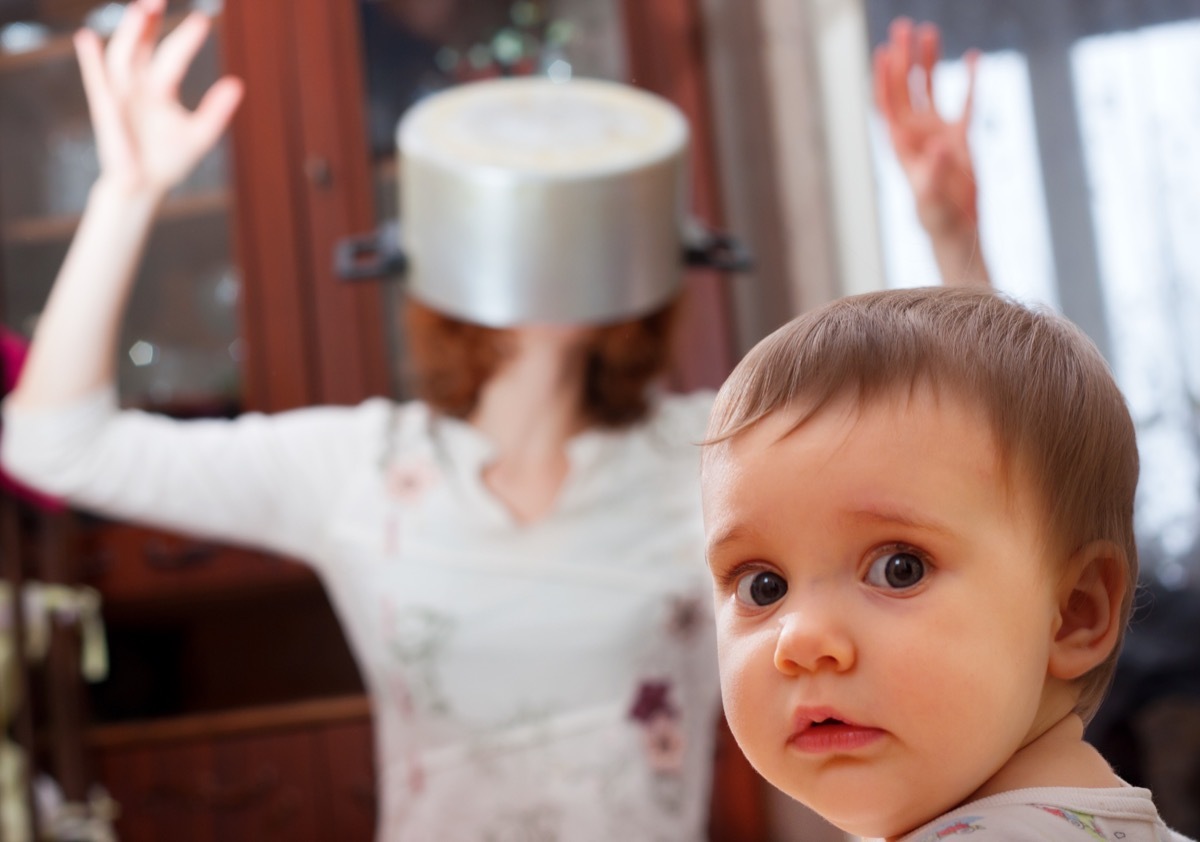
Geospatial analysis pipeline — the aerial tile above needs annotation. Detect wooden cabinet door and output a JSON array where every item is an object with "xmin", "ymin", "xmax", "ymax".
[
  {"xmin": 319, "ymin": 718, "xmax": 377, "ymax": 839},
  {"xmin": 89, "ymin": 697, "xmax": 374, "ymax": 841},
  {"xmin": 96, "ymin": 732, "xmax": 327, "ymax": 842},
  {"xmin": 208, "ymin": 730, "xmax": 326, "ymax": 841},
  {"xmin": 94, "ymin": 739, "xmax": 220, "ymax": 842}
]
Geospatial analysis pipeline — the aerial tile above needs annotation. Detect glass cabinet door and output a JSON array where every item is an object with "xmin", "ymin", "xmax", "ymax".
[{"xmin": 0, "ymin": 0, "xmax": 242, "ymax": 416}]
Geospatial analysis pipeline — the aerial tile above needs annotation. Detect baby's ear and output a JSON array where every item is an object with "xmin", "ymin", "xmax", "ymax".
[{"xmin": 1048, "ymin": 540, "xmax": 1128, "ymax": 681}]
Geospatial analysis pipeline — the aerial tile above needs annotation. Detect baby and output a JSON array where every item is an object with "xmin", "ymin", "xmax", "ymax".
[{"xmin": 700, "ymin": 287, "xmax": 1194, "ymax": 841}]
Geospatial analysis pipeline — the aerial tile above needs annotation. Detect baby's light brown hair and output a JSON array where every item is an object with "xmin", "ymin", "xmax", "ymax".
[{"xmin": 704, "ymin": 287, "xmax": 1139, "ymax": 721}]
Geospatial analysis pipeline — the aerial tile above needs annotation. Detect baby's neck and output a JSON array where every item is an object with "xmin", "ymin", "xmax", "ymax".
[{"xmin": 966, "ymin": 712, "xmax": 1121, "ymax": 802}]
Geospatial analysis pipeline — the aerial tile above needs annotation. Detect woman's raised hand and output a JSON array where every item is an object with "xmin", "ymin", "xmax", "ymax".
[
  {"xmin": 873, "ymin": 17, "xmax": 980, "ymax": 241},
  {"xmin": 74, "ymin": 0, "xmax": 243, "ymax": 200}
]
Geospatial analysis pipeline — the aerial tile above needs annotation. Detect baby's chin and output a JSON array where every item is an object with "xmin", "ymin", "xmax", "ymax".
[{"xmin": 769, "ymin": 773, "xmax": 963, "ymax": 840}]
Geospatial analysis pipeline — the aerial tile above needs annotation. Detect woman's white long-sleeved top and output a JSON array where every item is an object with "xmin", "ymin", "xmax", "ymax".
[{"xmin": 1, "ymin": 389, "xmax": 721, "ymax": 841}]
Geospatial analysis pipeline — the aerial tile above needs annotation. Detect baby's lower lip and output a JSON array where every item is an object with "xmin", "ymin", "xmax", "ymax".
[{"xmin": 787, "ymin": 722, "xmax": 887, "ymax": 753}]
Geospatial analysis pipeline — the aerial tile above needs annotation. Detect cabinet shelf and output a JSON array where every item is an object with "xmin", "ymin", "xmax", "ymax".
[
  {"xmin": 3, "ymin": 188, "xmax": 231, "ymax": 246},
  {"xmin": 0, "ymin": 31, "xmax": 76, "ymax": 73}
]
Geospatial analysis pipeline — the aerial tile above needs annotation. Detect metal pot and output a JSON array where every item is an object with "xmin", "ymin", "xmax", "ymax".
[{"xmin": 336, "ymin": 76, "xmax": 749, "ymax": 326}]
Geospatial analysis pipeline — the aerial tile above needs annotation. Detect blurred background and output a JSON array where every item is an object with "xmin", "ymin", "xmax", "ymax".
[{"xmin": 0, "ymin": 0, "xmax": 1197, "ymax": 839}]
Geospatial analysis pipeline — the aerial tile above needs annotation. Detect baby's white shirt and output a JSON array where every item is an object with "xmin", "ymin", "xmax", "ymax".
[{"xmin": 881, "ymin": 785, "xmax": 1194, "ymax": 842}]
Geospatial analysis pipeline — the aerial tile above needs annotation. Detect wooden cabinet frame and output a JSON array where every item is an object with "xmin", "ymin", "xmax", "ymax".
[{"xmin": 220, "ymin": 0, "xmax": 391, "ymax": 413}]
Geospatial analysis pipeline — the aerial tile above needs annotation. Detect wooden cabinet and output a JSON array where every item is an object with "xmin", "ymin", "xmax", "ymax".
[{"xmin": 90, "ymin": 696, "xmax": 375, "ymax": 841}]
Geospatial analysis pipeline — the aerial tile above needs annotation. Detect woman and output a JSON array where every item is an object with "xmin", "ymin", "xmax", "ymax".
[{"xmin": 1, "ymin": 3, "xmax": 985, "ymax": 839}]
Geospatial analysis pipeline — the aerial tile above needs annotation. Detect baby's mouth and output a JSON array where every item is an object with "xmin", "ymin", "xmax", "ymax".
[{"xmin": 788, "ymin": 709, "xmax": 886, "ymax": 752}]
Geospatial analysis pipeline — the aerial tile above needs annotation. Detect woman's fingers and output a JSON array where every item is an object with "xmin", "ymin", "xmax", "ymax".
[
  {"xmin": 187, "ymin": 75, "xmax": 245, "ymax": 155},
  {"xmin": 106, "ymin": 0, "xmax": 165, "ymax": 95},
  {"xmin": 148, "ymin": 12, "xmax": 212, "ymax": 100},
  {"xmin": 76, "ymin": 28, "xmax": 135, "ymax": 171},
  {"xmin": 75, "ymin": 0, "xmax": 243, "ymax": 190},
  {"xmin": 959, "ymin": 50, "xmax": 980, "ymax": 131},
  {"xmin": 886, "ymin": 17, "xmax": 915, "ymax": 116},
  {"xmin": 872, "ymin": 46, "xmax": 895, "ymax": 122},
  {"xmin": 130, "ymin": 0, "xmax": 167, "ymax": 80},
  {"xmin": 916, "ymin": 23, "xmax": 940, "ymax": 112},
  {"xmin": 104, "ymin": 0, "xmax": 146, "ymax": 94}
]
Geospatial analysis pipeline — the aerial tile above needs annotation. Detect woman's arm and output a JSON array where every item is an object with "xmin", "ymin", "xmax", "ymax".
[
  {"xmin": 8, "ymin": 0, "xmax": 242, "ymax": 410},
  {"xmin": 0, "ymin": 1, "xmax": 362, "ymax": 562},
  {"xmin": 873, "ymin": 17, "xmax": 991, "ymax": 289},
  {"xmin": 3, "ymin": 394, "xmax": 392, "ymax": 562}
]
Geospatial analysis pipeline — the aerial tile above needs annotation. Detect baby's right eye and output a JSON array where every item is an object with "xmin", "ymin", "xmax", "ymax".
[{"xmin": 735, "ymin": 570, "xmax": 788, "ymax": 607}]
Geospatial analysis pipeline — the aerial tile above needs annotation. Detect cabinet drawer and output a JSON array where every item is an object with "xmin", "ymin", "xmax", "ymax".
[
  {"xmin": 90, "ymin": 696, "xmax": 375, "ymax": 841},
  {"xmin": 80, "ymin": 522, "xmax": 315, "ymax": 606}
]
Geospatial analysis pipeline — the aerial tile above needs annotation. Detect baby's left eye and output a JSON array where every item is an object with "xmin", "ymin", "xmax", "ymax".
[{"xmin": 865, "ymin": 550, "xmax": 927, "ymax": 591}]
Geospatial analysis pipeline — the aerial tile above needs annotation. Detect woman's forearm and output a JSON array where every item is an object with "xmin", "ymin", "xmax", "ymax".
[
  {"xmin": 8, "ymin": 180, "xmax": 163, "ymax": 409},
  {"xmin": 930, "ymin": 224, "xmax": 992, "ymax": 288}
]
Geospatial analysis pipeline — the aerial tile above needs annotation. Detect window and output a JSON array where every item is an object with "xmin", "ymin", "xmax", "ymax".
[{"xmin": 867, "ymin": 1, "xmax": 1200, "ymax": 588}]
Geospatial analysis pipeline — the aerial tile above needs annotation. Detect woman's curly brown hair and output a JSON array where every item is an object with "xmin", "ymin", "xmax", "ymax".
[{"xmin": 402, "ymin": 296, "xmax": 680, "ymax": 428}]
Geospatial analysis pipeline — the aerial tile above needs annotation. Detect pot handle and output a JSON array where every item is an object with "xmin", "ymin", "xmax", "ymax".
[
  {"xmin": 682, "ymin": 232, "xmax": 754, "ymax": 272},
  {"xmin": 334, "ymin": 220, "xmax": 407, "ymax": 281},
  {"xmin": 335, "ymin": 218, "xmax": 753, "ymax": 281},
  {"xmin": 681, "ymin": 217, "xmax": 754, "ymax": 272}
]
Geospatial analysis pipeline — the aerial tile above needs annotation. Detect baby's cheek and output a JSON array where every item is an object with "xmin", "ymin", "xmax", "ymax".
[
  {"xmin": 712, "ymin": 606, "xmax": 750, "ymax": 679},
  {"xmin": 713, "ymin": 627, "xmax": 771, "ymax": 727}
]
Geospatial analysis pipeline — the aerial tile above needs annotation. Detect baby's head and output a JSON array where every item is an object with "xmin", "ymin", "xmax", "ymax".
[{"xmin": 701, "ymin": 287, "xmax": 1138, "ymax": 837}]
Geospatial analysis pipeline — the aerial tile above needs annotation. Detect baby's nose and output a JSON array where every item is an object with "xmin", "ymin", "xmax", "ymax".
[{"xmin": 772, "ymin": 604, "xmax": 856, "ymax": 675}]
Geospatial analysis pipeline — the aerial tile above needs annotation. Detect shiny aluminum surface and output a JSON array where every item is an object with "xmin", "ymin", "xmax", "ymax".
[{"xmin": 397, "ymin": 76, "xmax": 689, "ymax": 326}]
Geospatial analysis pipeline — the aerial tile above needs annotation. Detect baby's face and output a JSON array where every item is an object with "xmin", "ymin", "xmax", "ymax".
[{"xmin": 702, "ymin": 388, "xmax": 1061, "ymax": 838}]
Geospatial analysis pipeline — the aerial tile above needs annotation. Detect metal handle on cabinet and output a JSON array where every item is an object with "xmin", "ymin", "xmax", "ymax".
[
  {"xmin": 143, "ymin": 539, "xmax": 220, "ymax": 571},
  {"xmin": 681, "ymin": 217, "xmax": 754, "ymax": 272},
  {"xmin": 305, "ymin": 156, "xmax": 333, "ymax": 190}
]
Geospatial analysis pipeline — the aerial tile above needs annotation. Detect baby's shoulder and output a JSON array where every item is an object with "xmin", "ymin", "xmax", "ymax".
[
  {"xmin": 906, "ymin": 798, "xmax": 1181, "ymax": 842},
  {"xmin": 910, "ymin": 804, "xmax": 1093, "ymax": 838}
]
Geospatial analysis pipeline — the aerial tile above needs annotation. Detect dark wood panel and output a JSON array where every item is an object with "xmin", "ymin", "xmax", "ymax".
[
  {"xmin": 319, "ymin": 719, "xmax": 377, "ymax": 841},
  {"xmin": 290, "ymin": 0, "xmax": 392, "ymax": 406},
  {"xmin": 210, "ymin": 730, "xmax": 324, "ymax": 840},
  {"xmin": 221, "ymin": 0, "xmax": 318, "ymax": 412},
  {"xmin": 90, "ymin": 697, "xmax": 375, "ymax": 840},
  {"xmin": 621, "ymin": 0, "xmax": 738, "ymax": 392}
]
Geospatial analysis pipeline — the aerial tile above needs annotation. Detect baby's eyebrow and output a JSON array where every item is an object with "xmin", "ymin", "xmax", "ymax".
[
  {"xmin": 704, "ymin": 524, "xmax": 755, "ymax": 564},
  {"xmin": 845, "ymin": 505, "xmax": 955, "ymax": 537}
]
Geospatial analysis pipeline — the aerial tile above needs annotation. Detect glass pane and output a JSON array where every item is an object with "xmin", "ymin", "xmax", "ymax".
[
  {"xmin": 1071, "ymin": 20, "xmax": 1200, "ymax": 585},
  {"xmin": 355, "ymin": 0, "xmax": 629, "ymax": 395},
  {"xmin": 0, "ymin": 0, "xmax": 242, "ymax": 416}
]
